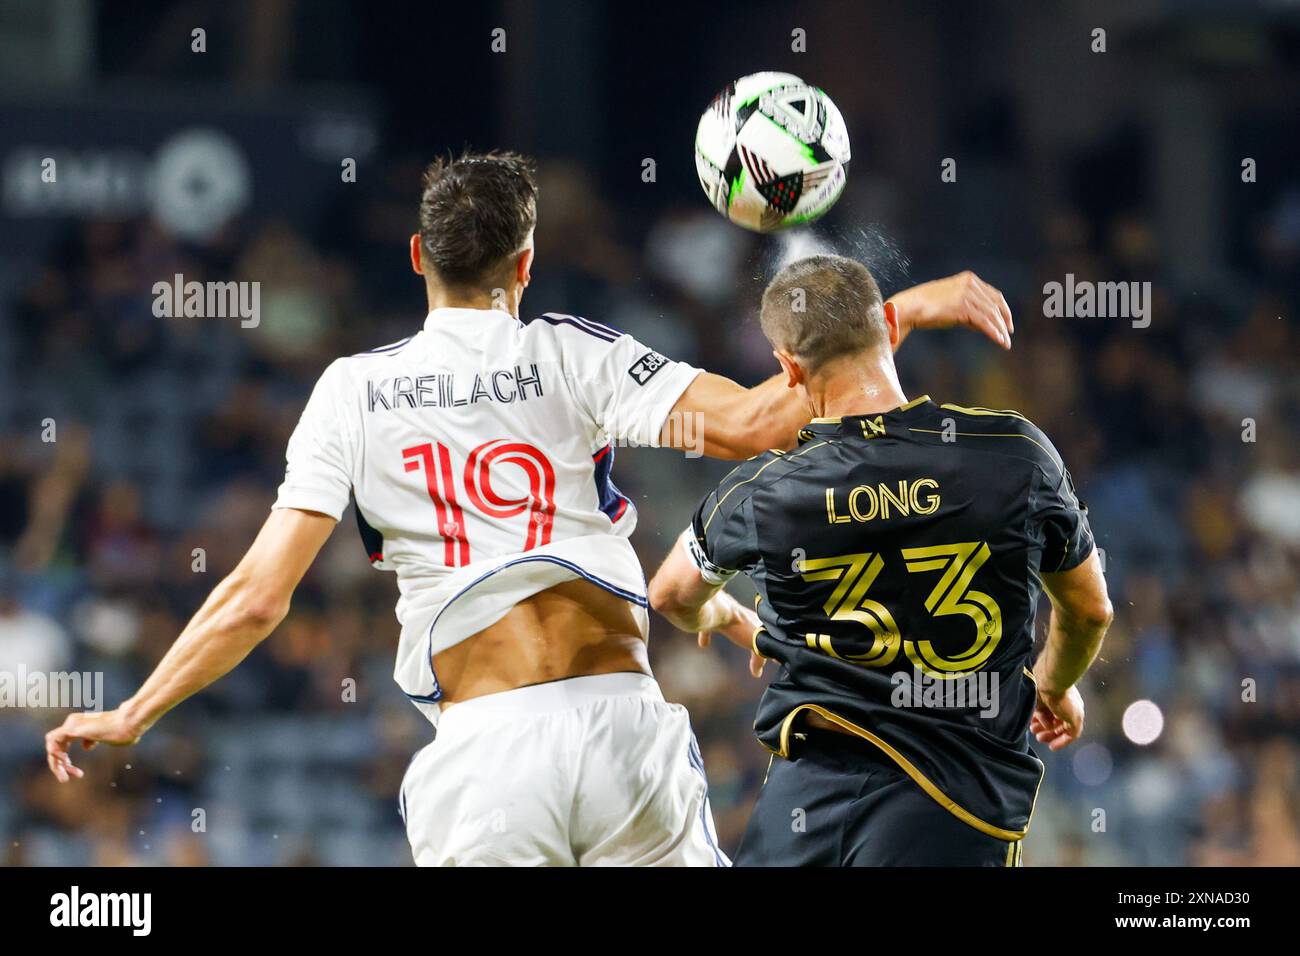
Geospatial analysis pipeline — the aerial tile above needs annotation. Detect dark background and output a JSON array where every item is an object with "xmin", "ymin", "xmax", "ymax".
[{"xmin": 1, "ymin": 0, "xmax": 1298, "ymax": 865}]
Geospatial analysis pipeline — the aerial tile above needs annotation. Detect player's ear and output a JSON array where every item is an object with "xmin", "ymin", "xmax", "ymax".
[
  {"xmin": 409, "ymin": 234, "xmax": 424, "ymax": 275},
  {"xmin": 516, "ymin": 246, "xmax": 534, "ymax": 288},
  {"xmin": 883, "ymin": 300, "xmax": 900, "ymax": 349},
  {"xmin": 773, "ymin": 349, "xmax": 803, "ymax": 388}
]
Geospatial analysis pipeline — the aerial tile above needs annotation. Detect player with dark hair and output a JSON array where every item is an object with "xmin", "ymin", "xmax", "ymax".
[
  {"xmin": 650, "ymin": 253, "xmax": 1112, "ymax": 866},
  {"xmin": 46, "ymin": 154, "xmax": 1015, "ymax": 866}
]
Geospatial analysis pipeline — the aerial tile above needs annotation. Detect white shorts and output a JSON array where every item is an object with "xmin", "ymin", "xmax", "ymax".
[{"xmin": 399, "ymin": 672, "xmax": 729, "ymax": 867}]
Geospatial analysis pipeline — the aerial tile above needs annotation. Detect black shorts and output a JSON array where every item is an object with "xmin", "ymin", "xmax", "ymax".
[{"xmin": 734, "ymin": 729, "xmax": 1023, "ymax": 867}]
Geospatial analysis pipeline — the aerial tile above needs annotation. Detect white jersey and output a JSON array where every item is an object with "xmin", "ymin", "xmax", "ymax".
[{"xmin": 272, "ymin": 307, "xmax": 700, "ymax": 724}]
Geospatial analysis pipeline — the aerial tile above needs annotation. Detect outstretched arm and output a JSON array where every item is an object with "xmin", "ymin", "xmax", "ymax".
[
  {"xmin": 889, "ymin": 270, "xmax": 1013, "ymax": 349},
  {"xmin": 661, "ymin": 271, "xmax": 1014, "ymax": 459},
  {"xmin": 45, "ymin": 508, "xmax": 336, "ymax": 781},
  {"xmin": 648, "ymin": 532, "xmax": 764, "ymax": 677}
]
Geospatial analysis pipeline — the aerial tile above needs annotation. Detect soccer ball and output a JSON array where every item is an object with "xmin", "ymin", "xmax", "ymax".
[{"xmin": 694, "ymin": 72, "xmax": 851, "ymax": 233}]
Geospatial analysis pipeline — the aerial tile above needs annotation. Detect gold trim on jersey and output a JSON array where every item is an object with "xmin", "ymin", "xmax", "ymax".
[
  {"xmin": 761, "ymin": 703, "xmax": 1041, "ymax": 842},
  {"xmin": 704, "ymin": 440, "xmax": 831, "ymax": 530},
  {"xmin": 907, "ymin": 427, "xmax": 1064, "ymax": 478},
  {"xmin": 787, "ymin": 440, "xmax": 829, "ymax": 460},
  {"xmin": 703, "ymin": 456, "xmax": 786, "ymax": 530},
  {"xmin": 804, "ymin": 395, "xmax": 930, "ymax": 430},
  {"xmin": 1004, "ymin": 839, "xmax": 1023, "ymax": 866},
  {"xmin": 940, "ymin": 402, "xmax": 1030, "ymax": 423}
]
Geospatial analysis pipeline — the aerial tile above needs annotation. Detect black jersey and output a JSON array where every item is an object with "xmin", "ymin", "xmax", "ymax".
[{"xmin": 687, "ymin": 396, "xmax": 1094, "ymax": 840}]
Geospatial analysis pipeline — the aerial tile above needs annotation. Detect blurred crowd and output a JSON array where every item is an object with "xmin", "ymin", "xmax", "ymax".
[{"xmin": 2, "ymin": 138, "xmax": 1299, "ymax": 865}]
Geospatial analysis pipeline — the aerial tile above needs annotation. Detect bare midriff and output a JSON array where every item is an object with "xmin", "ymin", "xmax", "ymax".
[{"xmin": 431, "ymin": 578, "xmax": 651, "ymax": 709}]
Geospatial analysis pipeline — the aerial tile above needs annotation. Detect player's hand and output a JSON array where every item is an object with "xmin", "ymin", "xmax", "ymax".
[
  {"xmin": 895, "ymin": 271, "xmax": 1014, "ymax": 350},
  {"xmin": 697, "ymin": 603, "xmax": 765, "ymax": 678},
  {"xmin": 1031, "ymin": 685, "xmax": 1084, "ymax": 751},
  {"xmin": 45, "ymin": 708, "xmax": 144, "ymax": 782}
]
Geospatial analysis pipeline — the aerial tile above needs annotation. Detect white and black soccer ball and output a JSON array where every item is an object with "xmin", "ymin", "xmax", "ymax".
[{"xmin": 694, "ymin": 72, "xmax": 851, "ymax": 233}]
